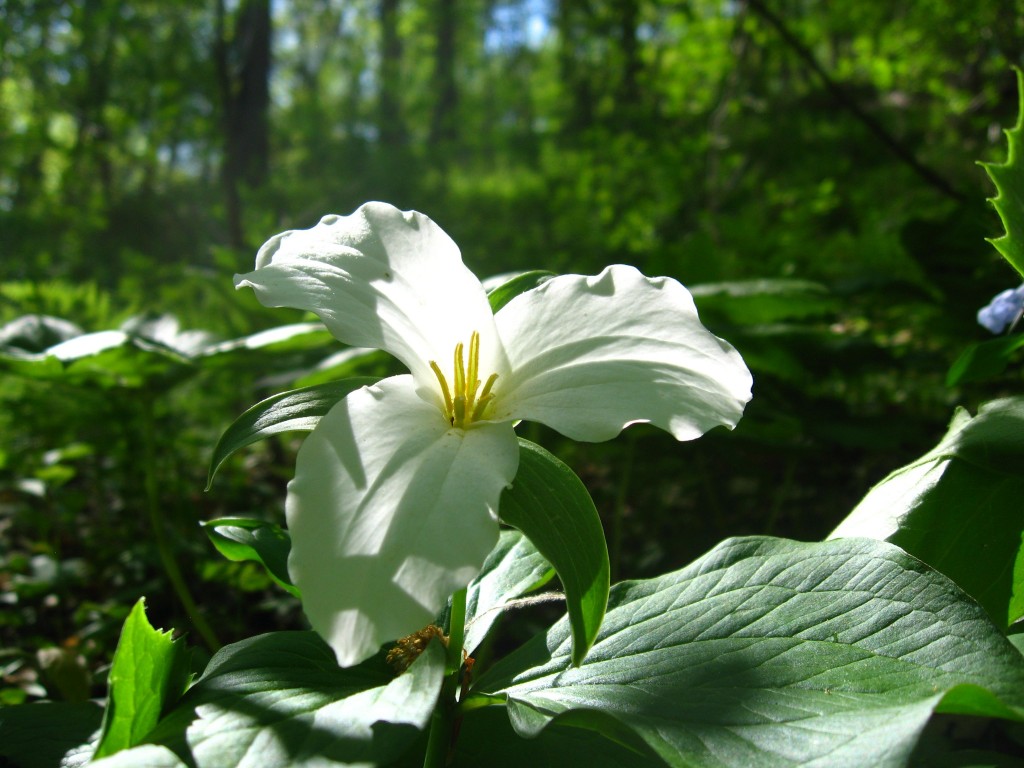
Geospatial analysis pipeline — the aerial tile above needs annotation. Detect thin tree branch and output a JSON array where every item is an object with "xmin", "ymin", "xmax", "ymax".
[{"xmin": 745, "ymin": 0, "xmax": 966, "ymax": 203}]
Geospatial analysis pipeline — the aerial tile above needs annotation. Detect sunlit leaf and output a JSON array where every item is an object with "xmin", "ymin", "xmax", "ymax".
[
  {"xmin": 90, "ymin": 744, "xmax": 187, "ymax": 767},
  {"xmin": 487, "ymin": 270, "xmax": 556, "ymax": 313},
  {"xmin": 93, "ymin": 599, "xmax": 190, "ymax": 759},
  {"xmin": 981, "ymin": 66, "xmax": 1024, "ymax": 278}
]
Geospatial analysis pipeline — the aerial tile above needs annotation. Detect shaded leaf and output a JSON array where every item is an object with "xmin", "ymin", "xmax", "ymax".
[
  {"xmin": 946, "ymin": 334, "xmax": 1024, "ymax": 385},
  {"xmin": 690, "ymin": 279, "xmax": 837, "ymax": 325},
  {"xmin": 831, "ymin": 397, "xmax": 1024, "ymax": 628},
  {"xmin": 206, "ymin": 377, "xmax": 376, "ymax": 487},
  {"xmin": 464, "ymin": 529, "xmax": 555, "ymax": 656}
]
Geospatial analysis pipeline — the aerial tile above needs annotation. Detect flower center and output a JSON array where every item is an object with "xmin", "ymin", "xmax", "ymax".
[{"xmin": 429, "ymin": 330, "xmax": 499, "ymax": 429}]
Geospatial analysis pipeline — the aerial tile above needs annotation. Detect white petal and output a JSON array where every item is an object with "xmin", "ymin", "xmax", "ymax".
[
  {"xmin": 234, "ymin": 203, "xmax": 503, "ymax": 392},
  {"xmin": 287, "ymin": 375, "xmax": 520, "ymax": 667},
  {"xmin": 492, "ymin": 265, "xmax": 752, "ymax": 442}
]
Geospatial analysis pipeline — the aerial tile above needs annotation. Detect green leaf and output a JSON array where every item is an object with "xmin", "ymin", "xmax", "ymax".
[
  {"xmin": 0, "ymin": 702, "xmax": 102, "ymax": 768},
  {"xmin": 0, "ymin": 330, "xmax": 194, "ymax": 389},
  {"xmin": 981, "ymin": 66, "xmax": 1024, "ymax": 278},
  {"xmin": 148, "ymin": 631, "xmax": 444, "ymax": 767},
  {"xmin": 464, "ymin": 529, "xmax": 555, "ymax": 656},
  {"xmin": 202, "ymin": 517, "xmax": 299, "ymax": 597},
  {"xmin": 487, "ymin": 270, "xmax": 556, "ymax": 313},
  {"xmin": 206, "ymin": 377, "xmax": 376, "ymax": 487},
  {"xmin": 93, "ymin": 598, "xmax": 190, "ymax": 759},
  {"xmin": 830, "ymin": 397, "xmax": 1024, "ymax": 628},
  {"xmin": 475, "ymin": 537, "xmax": 1024, "ymax": 768},
  {"xmin": 199, "ymin": 322, "xmax": 334, "ymax": 360},
  {"xmin": 946, "ymin": 334, "xmax": 1024, "ymax": 385},
  {"xmin": 498, "ymin": 439, "xmax": 610, "ymax": 667}
]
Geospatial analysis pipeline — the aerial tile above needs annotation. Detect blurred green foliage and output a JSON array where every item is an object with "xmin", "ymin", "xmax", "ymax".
[{"xmin": 1, "ymin": 0, "xmax": 1022, "ymax": 707}]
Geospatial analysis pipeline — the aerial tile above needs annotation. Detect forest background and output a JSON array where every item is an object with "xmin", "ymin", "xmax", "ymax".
[{"xmin": 1, "ymin": 0, "xmax": 1022, "ymax": 704}]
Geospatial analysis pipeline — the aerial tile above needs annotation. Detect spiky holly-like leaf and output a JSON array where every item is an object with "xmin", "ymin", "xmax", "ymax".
[{"xmin": 981, "ymin": 67, "xmax": 1024, "ymax": 278}]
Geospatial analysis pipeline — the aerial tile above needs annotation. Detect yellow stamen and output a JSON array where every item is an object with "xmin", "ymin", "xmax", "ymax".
[
  {"xmin": 429, "ymin": 360, "xmax": 454, "ymax": 415},
  {"xmin": 467, "ymin": 331, "xmax": 481, "ymax": 403},
  {"xmin": 478, "ymin": 372, "xmax": 498, "ymax": 402},
  {"xmin": 470, "ymin": 373, "xmax": 500, "ymax": 421},
  {"xmin": 453, "ymin": 342, "xmax": 466, "ymax": 401},
  {"xmin": 431, "ymin": 332, "xmax": 499, "ymax": 429}
]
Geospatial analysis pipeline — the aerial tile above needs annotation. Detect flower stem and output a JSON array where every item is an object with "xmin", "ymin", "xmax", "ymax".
[
  {"xmin": 137, "ymin": 395, "xmax": 221, "ymax": 653},
  {"xmin": 423, "ymin": 587, "xmax": 468, "ymax": 768}
]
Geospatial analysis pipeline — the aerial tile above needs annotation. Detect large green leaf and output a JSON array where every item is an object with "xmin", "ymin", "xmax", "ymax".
[
  {"xmin": 199, "ymin": 322, "xmax": 335, "ymax": 360},
  {"xmin": 206, "ymin": 377, "xmax": 376, "ymax": 487},
  {"xmin": 980, "ymin": 67, "xmax": 1024, "ymax": 278},
  {"xmin": 498, "ymin": 439, "xmax": 610, "ymax": 667},
  {"xmin": 93, "ymin": 598, "xmax": 190, "ymax": 759},
  {"xmin": 202, "ymin": 517, "xmax": 299, "ymax": 597},
  {"xmin": 0, "ymin": 330, "xmax": 194, "ymax": 388},
  {"xmin": 148, "ymin": 631, "xmax": 444, "ymax": 767},
  {"xmin": 463, "ymin": 529, "xmax": 555, "ymax": 656},
  {"xmin": 475, "ymin": 537, "xmax": 1024, "ymax": 768},
  {"xmin": 200, "ymin": 322, "xmax": 392, "ymax": 385},
  {"xmin": 830, "ymin": 397, "xmax": 1024, "ymax": 628}
]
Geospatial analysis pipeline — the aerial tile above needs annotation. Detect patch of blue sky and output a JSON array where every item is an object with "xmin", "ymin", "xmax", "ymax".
[{"xmin": 485, "ymin": 0, "xmax": 552, "ymax": 51}]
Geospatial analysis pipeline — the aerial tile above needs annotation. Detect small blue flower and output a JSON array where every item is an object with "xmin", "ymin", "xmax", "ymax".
[{"xmin": 978, "ymin": 285, "xmax": 1024, "ymax": 334}]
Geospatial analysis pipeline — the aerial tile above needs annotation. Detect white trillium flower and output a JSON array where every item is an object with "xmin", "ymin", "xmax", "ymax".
[{"xmin": 235, "ymin": 202, "xmax": 753, "ymax": 667}]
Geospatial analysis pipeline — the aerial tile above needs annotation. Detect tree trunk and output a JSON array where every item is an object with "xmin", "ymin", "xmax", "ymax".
[
  {"xmin": 556, "ymin": 0, "xmax": 593, "ymax": 134},
  {"xmin": 215, "ymin": 0, "xmax": 272, "ymax": 249},
  {"xmin": 615, "ymin": 0, "xmax": 640, "ymax": 119},
  {"xmin": 429, "ymin": 0, "xmax": 458, "ymax": 159},
  {"xmin": 378, "ymin": 0, "xmax": 406, "ymax": 148}
]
